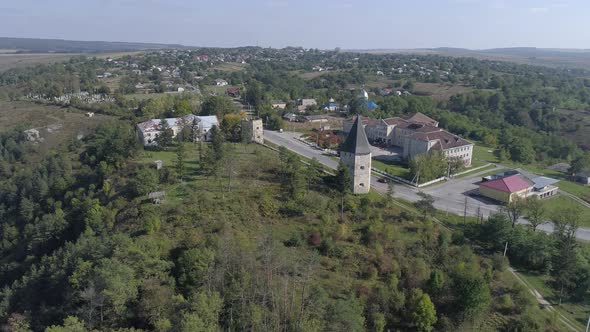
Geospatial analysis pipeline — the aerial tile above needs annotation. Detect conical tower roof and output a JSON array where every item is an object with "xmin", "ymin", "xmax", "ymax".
[{"xmin": 341, "ymin": 116, "xmax": 371, "ymax": 155}]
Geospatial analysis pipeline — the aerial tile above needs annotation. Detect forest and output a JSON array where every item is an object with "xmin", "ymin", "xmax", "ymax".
[{"xmin": 0, "ymin": 120, "xmax": 561, "ymax": 331}]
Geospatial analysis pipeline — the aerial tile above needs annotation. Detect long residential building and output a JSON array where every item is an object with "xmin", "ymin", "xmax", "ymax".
[
  {"xmin": 137, "ymin": 114, "xmax": 219, "ymax": 146},
  {"xmin": 343, "ymin": 112, "xmax": 474, "ymax": 166}
]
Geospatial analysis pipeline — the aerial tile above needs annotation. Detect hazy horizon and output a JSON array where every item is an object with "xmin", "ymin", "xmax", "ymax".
[{"xmin": 1, "ymin": 0, "xmax": 589, "ymax": 50}]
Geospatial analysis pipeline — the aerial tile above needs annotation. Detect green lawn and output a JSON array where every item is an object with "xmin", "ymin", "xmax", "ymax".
[
  {"xmin": 453, "ymin": 164, "xmax": 498, "ymax": 179},
  {"xmin": 371, "ymin": 159, "xmax": 411, "ymax": 179},
  {"xmin": 542, "ymin": 195, "xmax": 590, "ymax": 228},
  {"xmin": 473, "ymin": 144, "xmax": 500, "ymax": 164}
]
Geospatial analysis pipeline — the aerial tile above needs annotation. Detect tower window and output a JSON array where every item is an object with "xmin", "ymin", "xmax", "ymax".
[
  {"xmin": 360, "ymin": 183, "xmax": 365, "ymax": 186},
  {"xmin": 360, "ymin": 166, "xmax": 365, "ymax": 170}
]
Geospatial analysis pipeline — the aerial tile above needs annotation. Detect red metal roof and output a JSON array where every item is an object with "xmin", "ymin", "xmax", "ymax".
[{"xmin": 479, "ymin": 174, "xmax": 532, "ymax": 193}]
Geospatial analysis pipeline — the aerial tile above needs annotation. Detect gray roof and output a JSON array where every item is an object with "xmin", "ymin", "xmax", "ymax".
[
  {"xmin": 531, "ymin": 176, "xmax": 559, "ymax": 190},
  {"xmin": 340, "ymin": 115, "xmax": 371, "ymax": 155}
]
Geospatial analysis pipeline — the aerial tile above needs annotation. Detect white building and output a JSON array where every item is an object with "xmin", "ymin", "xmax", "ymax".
[
  {"xmin": 343, "ymin": 113, "xmax": 473, "ymax": 166},
  {"xmin": 215, "ymin": 79, "xmax": 229, "ymax": 86},
  {"xmin": 137, "ymin": 114, "xmax": 219, "ymax": 146}
]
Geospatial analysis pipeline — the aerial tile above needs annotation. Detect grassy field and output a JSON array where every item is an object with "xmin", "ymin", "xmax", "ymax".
[
  {"xmin": 211, "ymin": 62, "xmax": 248, "ymax": 72},
  {"xmin": 453, "ymin": 164, "xmax": 498, "ymax": 179},
  {"xmin": 413, "ymin": 82, "xmax": 473, "ymax": 101},
  {"xmin": 0, "ymin": 100, "xmax": 114, "ymax": 148},
  {"xmin": 125, "ymin": 91, "xmax": 201, "ymax": 101},
  {"xmin": 473, "ymin": 144, "xmax": 501, "ymax": 164},
  {"xmin": 371, "ymin": 158, "xmax": 411, "ymax": 179},
  {"xmin": 297, "ymin": 70, "xmax": 340, "ymax": 80},
  {"xmin": 202, "ymin": 85, "xmax": 233, "ymax": 96},
  {"xmin": 542, "ymin": 195, "xmax": 590, "ymax": 227},
  {"xmin": 0, "ymin": 53, "xmax": 78, "ymax": 71}
]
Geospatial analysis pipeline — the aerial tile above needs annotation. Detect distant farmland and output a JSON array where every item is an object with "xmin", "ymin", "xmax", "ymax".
[{"xmin": 0, "ymin": 51, "xmax": 144, "ymax": 71}]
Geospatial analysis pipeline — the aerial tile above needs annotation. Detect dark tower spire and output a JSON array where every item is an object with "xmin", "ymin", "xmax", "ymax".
[{"xmin": 340, "ymin": 115, "xmax": 371, "ymax": 155}]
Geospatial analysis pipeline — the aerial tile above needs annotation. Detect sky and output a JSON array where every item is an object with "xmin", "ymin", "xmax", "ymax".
[{"xmin": 0, "ymin": 0, "xmax": 588, "ymax": 50}]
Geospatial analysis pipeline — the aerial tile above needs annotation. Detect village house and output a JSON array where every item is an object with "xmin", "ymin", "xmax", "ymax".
[
  {"xmin": 324, "ymin": 98, "xmax": 339, "ymax": 112},
  {"xmin": 226, "ymin": 88, "xmax": 240, "ymax": 97},
  {"xmin": 283, "ymin": 113, "xmax": 298, "ymax": 122},
  {"xmin": 296, "ymin": 98, "xmax": 317, "ymax": 112},
  {"xmin": 343, "ymin": 113, "xmax": 473, "ymax": 166},
  {"xmin": 214, "ymin": 79, "xmax": 229, "ymax": 87},
  {"xmin": 136, "ymin": 114, "xmax": 219, "ymax": 146},
  {"xmin": 271, "ymin": 101, "xmax": 287, "ymax": 109},
  {"xmin": 575, "ymin": 171, "xmax": 590, "ymax": 185}
]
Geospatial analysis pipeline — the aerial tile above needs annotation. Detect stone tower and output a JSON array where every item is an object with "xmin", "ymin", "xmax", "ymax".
[
  {"xmin": 241, "ymin": 118, "xmax": 264, "ymax": 144},
  {"xmin": 340, "ymin": 116, "xmax": 372, "ymax": 194}
]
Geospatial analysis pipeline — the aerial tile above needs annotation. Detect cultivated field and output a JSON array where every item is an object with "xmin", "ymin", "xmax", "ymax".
[
  {"xmin": 211, "ymin": 62, "xmax": 248, "ymax": 72},
  {"xmin": 0, "ymin": 51, "xmax": 144, "ymax": 71}
]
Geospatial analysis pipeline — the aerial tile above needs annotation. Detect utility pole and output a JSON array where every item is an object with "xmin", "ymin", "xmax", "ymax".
[
  {"xmin": 477, "ymin": 204, "xmax": 482, "ymax": 223},
  {"xmin": 503, "ymin": 241, "xmax": 508, "ymax": 257},
  {"xmin": 447, "ymin": 162, "xmax": 451, "ymax": 179},
  {"xmin": 585, "ymin": 315, "xmax": 590, "ymax": 332}
]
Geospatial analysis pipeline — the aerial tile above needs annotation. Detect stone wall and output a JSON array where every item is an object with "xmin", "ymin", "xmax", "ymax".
[{"xmin": 341, "ymin": 151, "xmax": 371, "ymax": 194}]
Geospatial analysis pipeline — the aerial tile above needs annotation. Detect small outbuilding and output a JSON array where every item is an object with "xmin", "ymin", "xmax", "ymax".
[
  {"xmin": 574, "ymin": 171, "xmax": 590, "ymax": 185},
  {"xmin": 283, "ymin": 113, "xmax": 298, "ymax": 122}
]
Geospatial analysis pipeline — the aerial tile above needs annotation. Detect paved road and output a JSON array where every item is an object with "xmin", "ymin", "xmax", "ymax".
[{"xmin": 264, "ymin": 130, "xmax": 590, "ymax": 241}]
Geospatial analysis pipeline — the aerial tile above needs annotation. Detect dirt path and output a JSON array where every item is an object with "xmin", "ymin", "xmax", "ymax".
[{"xmin": 508, "ymin": 268, "xmax": 582, "ymax": 332}]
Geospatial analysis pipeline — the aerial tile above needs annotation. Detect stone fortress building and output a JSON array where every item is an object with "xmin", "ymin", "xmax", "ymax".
[{"xmin": 241, "ymin": 118, "xmax": 264, "ymax": 144}]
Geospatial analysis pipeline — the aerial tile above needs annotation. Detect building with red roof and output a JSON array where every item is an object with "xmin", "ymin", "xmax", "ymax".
[
  {"xmin": 478, "ymin": 174, "xmax": 533, "ymax": 203},
  {"xmin": 343, "ymin": 113, "xmax": 473, "ymax": 166}
]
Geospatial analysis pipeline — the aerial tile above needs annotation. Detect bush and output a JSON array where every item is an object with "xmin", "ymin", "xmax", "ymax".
[{"xmin": 491, "ymin": 253, "xmax": 508, "ymax": 272}]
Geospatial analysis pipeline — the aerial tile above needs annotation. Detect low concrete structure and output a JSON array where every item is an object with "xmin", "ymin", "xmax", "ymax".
[
  {"xmin": 137, "ymin": 114, "xmax": 219, "ymax": 146},
  {"xmin": 304, "ymin": 115, "xmax": 328, "ymax": 123}
]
